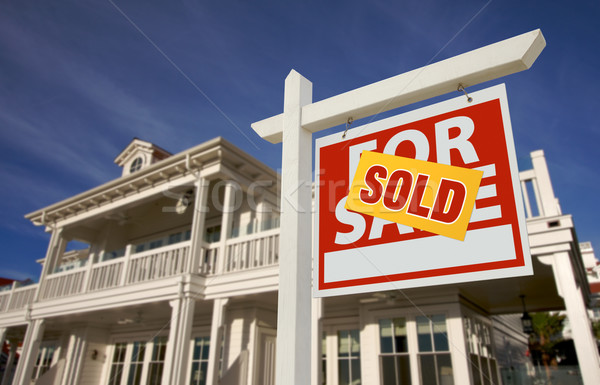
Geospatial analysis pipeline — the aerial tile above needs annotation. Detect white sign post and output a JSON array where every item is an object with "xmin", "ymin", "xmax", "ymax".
[{"xmin": 252, "ymin": 30, "xmax": 545, "ymax": 385}]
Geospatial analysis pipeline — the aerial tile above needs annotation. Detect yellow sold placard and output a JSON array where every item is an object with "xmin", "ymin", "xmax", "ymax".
[{"xmin": 345, "ymin": 151, "xmax": 483, "ymax": 241}]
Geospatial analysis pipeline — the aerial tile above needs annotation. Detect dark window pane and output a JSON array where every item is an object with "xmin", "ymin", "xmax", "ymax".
[
  {"xmin": 351, "ymin": 359, "xmax": 362, "ymax": 384},
  {"xmin": 395, "ymin": 335, "xmax": 409, "ymax": 353},
  {"xmin": 470, "ymin": 354, "xmax": 482, "ymax": 385},
  {"xmin": 433, "ymin": 332, "xmax": 448, "ymax": 352},
  {"xmin": 420, "ymin": 355, "xmax": 436, "ymax": 385},
  {"xmin": 201, "ymin": 338, "xmax": 210, "ymax": 360},
  {"xmin": 190, "ymin": 362, "xmax": 200, "ymax": 385},
  {"xmin": 417, "ymin": 334, "xmax": 432, "ymax": 353},
  {"xmin": 437, "ymin": 354, "xmax": 453, "ymax": 385},
  {"xmin": 199, "ymin": 362, "xmax": 208, "ymax": 385},
  {"xmin": 481, "ymin": 357, "xmax": 490, "ymax": 385},
  {"xmin": 396, "ymin": 356, "xmax": 411, "ymax": 385},
  {"xmin": 381, "ymin": 356, "xmax": 397, "ymax": 385},
  {"xmin": 379, "ymin": 319, "xmax": 394, "ymax": 353},
  {"xmin": 339, "ymin": 360, "xmax": 350, "ymax": 385},
  {"xmin": 108, "ymin": 364, "xmax": 123, "ymax": 385}
]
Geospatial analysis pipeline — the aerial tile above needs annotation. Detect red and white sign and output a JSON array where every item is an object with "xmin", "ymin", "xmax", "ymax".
[{"xmin": 314, "ymin": 84, "xmax": 532, "ymax": 297}]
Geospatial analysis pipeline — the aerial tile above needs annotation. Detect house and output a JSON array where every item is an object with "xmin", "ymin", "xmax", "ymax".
[{"xmin": 0, "ymin": 137, "xmax": 598, "ymax": 385}]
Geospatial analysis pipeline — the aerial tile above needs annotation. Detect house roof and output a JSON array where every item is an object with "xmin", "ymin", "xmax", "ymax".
[{"xmin": 25, "ymin": 137, "xmax": 279, "ymax": 227}]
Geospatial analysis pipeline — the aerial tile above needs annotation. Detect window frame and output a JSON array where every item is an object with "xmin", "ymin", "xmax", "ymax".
[
  {"xmin": 103, "ymin": 332, "xmax": 169, "ymax": 385},
  {"xmin": 322, "ymin": 319, "xmax": 362, "ymax": 385},
  {"xmin": 367, "ymin": 304, "xmax": 457, "ymax": 385}
]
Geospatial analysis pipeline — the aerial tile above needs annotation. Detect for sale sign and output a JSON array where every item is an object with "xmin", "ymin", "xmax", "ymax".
[{"xmin": 314, "ymin": 84, "xmax": 532, "ymax": 297}]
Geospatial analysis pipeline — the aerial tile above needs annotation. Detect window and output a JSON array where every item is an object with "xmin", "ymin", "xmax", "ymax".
[
  {"xmin": 189, "ymin": 336, "xmax": 210, "ymax": 385},
  {"xmin": 127, "ymin": 342, "xmax": 146, "ymax": 385},
  {"xmin": 32, "ymin": 343, "xmax": 58, "ymax": 380},
  {"xmin": 379, "ymin": 318, "xmax": 411, "ymax": 385},
  {"xmin": 464, "ymin": 316, "xmax": 499, "ymax": 385},
  {"xmin": 108, "ymin": 343, "xmax": 127, "ymax": 385},
  {"xmin": 130, "ymin": 157, "xmax": 144, "ymax": 173},
  {"xmin": 338, "ymin": 330, "xmax": 361, "ymax": 385},
  {"xmin": 106, "ymin": 338, "xmax": 169, "ymax": 385},
  {"xmin": 416, "ymin": 315, "xmax": 453, "ymax": 385},
  {"xmin": 147, "ymin": 337, "xmax": 167, "ymax": 385}
]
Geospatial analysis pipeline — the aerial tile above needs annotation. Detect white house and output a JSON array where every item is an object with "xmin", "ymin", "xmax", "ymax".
[{"xmin": 0, "ymin": 138, "xmax": 597, "ymax": 385}]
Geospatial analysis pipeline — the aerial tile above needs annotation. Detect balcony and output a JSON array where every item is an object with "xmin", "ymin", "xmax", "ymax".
[{"xmin": 0, "ymin": 229, "xmax": 280, "ymax": 315}]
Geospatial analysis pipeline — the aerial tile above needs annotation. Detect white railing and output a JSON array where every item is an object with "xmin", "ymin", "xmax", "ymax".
[
  {"xmin": 0, "ymin": 284, "xmax": 38, "ymax": 312},
  {"xmin": 200, "ymin": 244, "xmax": 219, "ymax": 275},
  {"xmin": 0, "ymin": 229, "xmax": 283, "ymax": 313},
  {"xmin": 126, "ymin": 242, "xmax": 190, "ymax": 284},
  {"xmin": 88, "ymin": 258, "xmax": 124, "ymax": 292},
  {"xmin": 39, "ymin": 270, "xmax": 86, "ymax": 300},
  {"xmin": 224, "ymin": 229, "xmax": 279, "ymax": 273},
  {"xmin": 9, "ymin": 285, "xmax": 38, "ymax": 310}
]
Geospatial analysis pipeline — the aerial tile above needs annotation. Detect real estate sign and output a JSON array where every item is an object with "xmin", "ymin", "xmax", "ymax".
[{"xmin": 314, "ymin": 84, "xmax": 532, "ymax": 297}]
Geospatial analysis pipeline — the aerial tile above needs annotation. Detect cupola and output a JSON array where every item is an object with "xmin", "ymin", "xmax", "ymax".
[{"xmin": 114, "ymin": 138, "xmax": 171, "ymax": 177}]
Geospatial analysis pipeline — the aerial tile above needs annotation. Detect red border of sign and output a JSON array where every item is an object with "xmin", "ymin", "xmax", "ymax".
[{"xmin": 313, "ymin": 84, "xmax": 532, "ymax": 297}]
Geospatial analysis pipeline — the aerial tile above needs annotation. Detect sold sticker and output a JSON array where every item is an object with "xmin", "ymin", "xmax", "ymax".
[{"xmin": 345, "ymin": 151, "xmax": 483, "ymax": 241}]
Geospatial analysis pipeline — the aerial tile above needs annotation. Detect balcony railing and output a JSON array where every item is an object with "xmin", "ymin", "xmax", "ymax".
[
  {"xmin": 0, "ymin": 229, "xmax": 281, "ymax": 314},
  {"xmin": 0, "ymin": 283, "xmax": 38, "ymax": 312},
  {"xmin": 224, "ymin": 228, "xmax": 279, "ymax": 273}
]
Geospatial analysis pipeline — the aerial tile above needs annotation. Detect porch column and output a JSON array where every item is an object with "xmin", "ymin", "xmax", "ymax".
[
  {"xmin": 1, "ymin": 340, "xmax": 18, "ymax": 385},
  {"xmin": 447, "ymin": 306, "xmax": 473, "ymax": 385},
  {"xmin": 311, "ymin": 297, "xmax": 323, "ymax": 385},
  {"xmin": 162, "ymin": 295, "xmax": 196, "ymax": 385},
  {"xmin": 12, "ymin": 319, "xmax": 45, "ymax": 385},
  {"xmin": 35, "ymin": 228, "xmax": 67, "ymax": 301},
  {"xmin": 189, "ymin": 177, "xmax": 210, "ymax": 274},
  {"xmin": 545, "ymin": 251, "xmax": 600, "ymax": 384},
  {"xmin": 215, "ymin": 181, "xmax": 236, "ymax": 274},
  {"xmin": 59, "ymin": 328, "xmax": 88, "ymax": 385},
  {"xmin": 206, "ymin": 298, "xmax": 228, "ymax": 385}
]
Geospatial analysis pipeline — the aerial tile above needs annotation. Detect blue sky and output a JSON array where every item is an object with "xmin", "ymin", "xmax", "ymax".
[{"xmin": 0, "ymin": 0, "xmax": 598, "ymax": 280}]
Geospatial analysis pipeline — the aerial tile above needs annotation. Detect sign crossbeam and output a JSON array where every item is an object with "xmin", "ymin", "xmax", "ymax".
[{"xmin": 252, "ymin": 29, "xmax": 545, "ymax": 144}]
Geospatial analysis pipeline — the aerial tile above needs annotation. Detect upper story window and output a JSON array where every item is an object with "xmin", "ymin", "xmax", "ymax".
[{"xmin": 129, "ymin": 157, "xmax": 144, "ymax": 174}]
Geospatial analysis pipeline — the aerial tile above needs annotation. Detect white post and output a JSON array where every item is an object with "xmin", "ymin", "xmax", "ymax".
[
  {"xmin": 12, "ymin": 319, "xmax": 45, "ymax": 385},
  {"xmin": 275, "ymin": 70, "xmax": 313, "ymax": 385},
  {"xmin": 206, "ymin": 298, "xmax": 229, "ymax": 385},
  {"xmin": 530, "ymin": 150, "xmax": 561, "ymax": 217},
  {"xmin": 60, "ymin": 328, "xmax": 88, "ymax": 385},
  {"xmin": 547, "ymin": 252, "xmax": 600, "ymax": 385},
  {"xmin": 1, "ymin": 340, "xmax": 18, "ymax": 385},
  {"xmin": 189, "ymin": 177, "xmax": 210, "ymax": 273},
  {"xmin": 119, "ymin": 244, "xmax": 134, "ymax": 286},
  {"xmin": 35, "ymin": 229, "xmax": 66, "ymax": 301},
  {"xmin": 447, "ymin": 306, "xmax": 473, "ymax": 385},
  {"xmin": 311, "ymin": 297, "xmax": 323, "ymax": 385},
  {"xmin": 162, "ymin": 295, "xmax": 196, "ymax": 385},
  {"xmin": 216, "ymin": 181, "xmax": 236, "ymax": 274}
]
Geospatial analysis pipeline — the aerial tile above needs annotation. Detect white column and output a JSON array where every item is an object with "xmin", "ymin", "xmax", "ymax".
[
  {"xmin": 162, "ymin": 295, "xmax": 196, "ymax": 385},
  {"xmin": 530, "ymin": 150, "xmax": 561, "ymax": 217},
  {"xmin": 206, "ymin": 298, "xmax": 228, "ymax": 385},
  {"xmin": 547, "ymin": 252, "xmax": 600, "ymax": 385},
  {"xmin": 12, "ymin": 319, "xmax": 45, "ymax": 385},
  {"xmin": 311, "ymin": 297, "xmax": 323, "ymax": 385},
  {"xmin": 276, "ymin": 70, "xmax": 313, "ymax": 385},
  {"xmin": 118, "ymin": 244, "xmax": 134, "ymax": 286},
  {"xmin": 189, "ymin": 177, "xmax": 209, "ymax": 273},
  {"xmin": 447, "ymin": 306, "xmax": 473, "ymax": 385},
  {"xmin": 60, "ymin": 328, "xmax": 88, "ymax": 385},
  {"xmin": 35, "ymin": 229, "xmax": 66, "ymax": 301},
  {"xmin": 215, "ymin": 182, "xmax": 236, "ymax": 274},
  {"xmin": 1, "ymin": 340, "xmax": 18, "ymax": 385}
]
